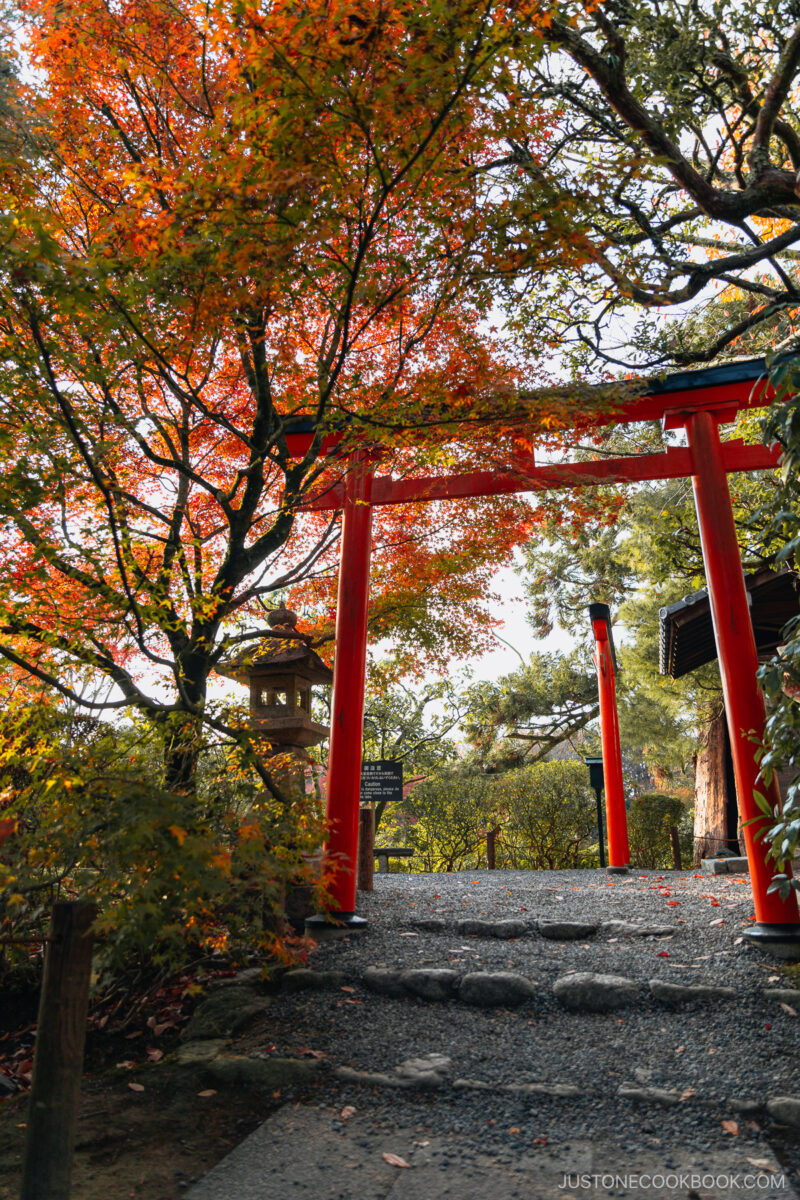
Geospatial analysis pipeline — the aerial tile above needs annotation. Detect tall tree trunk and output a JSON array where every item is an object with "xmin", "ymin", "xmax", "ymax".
[{"xmin": 693, "ymin": 705, "xmax": 728, "ymax": 863}]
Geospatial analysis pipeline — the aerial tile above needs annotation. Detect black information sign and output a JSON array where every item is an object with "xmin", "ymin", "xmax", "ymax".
[{"xmin": 360, "ymin": 759, "xmax": 403, "ymax": 806}]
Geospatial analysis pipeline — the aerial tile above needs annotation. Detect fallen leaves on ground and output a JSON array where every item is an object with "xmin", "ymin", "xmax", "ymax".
[
  {"xmin": 382, "ymin": 1152, "xmax": 411, "ymax": 1168},
  {"xmin": 720, "ymin": 1119, "xmax": 739, "ymax": 1136}
]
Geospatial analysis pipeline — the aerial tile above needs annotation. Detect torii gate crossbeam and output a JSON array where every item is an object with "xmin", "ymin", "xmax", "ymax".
[{"xmin": 301, "ymin": 358, "xmax": 800, "ymax": 957}]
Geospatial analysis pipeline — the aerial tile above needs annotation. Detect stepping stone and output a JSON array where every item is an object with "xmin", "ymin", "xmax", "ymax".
[
  {"xmin": 176, "ymin": 1039, "xmax": 227, "ymax": 1065},
  {"xmin": 336, "ymin": 1054, "xmax": 453, "ymax": 1090},
  {"xmin": 649, "ymin": 980, "xmax": 737, "ymax": 1004},
  {"xmin": 538, "ymin": 920, "xmax": 597, "ymax": 940},
  {"xmin": 456, "ymin": 918, "xmax": 527, "ymax": 939},
  {"xmin": 767, "ymin": 1096, "xmax": 800, "ymax": 1126},
  {"xmin": 617, "ymin": 1084, "xmax": 681, "ymax": 1106},
  {"xmin": 601, "ymin": 920, "xmax": 676, "ymax": 937},
  {"xmin": 728, "ymin": 1097, "xmax": 763, "ymax": 1114},
  {"xmin": 203, "ymin": 1055, "xmax": 321, "ymax": 1089},
  {"xmin": 281, "ymin": 968, "xmax": 344, "ymax": 992},
  {"xmin": 553, "ymin": 971, "xmax": 639, "ymax": 1012},
  {"xmin": 335, "ymin": 1067, "xmax": 400, "ymax": 1087},
  {"xmin": 763, "ymin": 988, "xmax": 800, "ymax": 1005},
  {"xmin": 701, "ymin": 856, "xmax": 749, "ymax": 874},
  {"xmin": 362, "ymin": 966, "xmax": 407, "ymax": 997},
  {"xmin": 211, "ymin": 967, "xmax": 269, "ymax": 990},
  {"xmin": 458, "ymin": 971, "xmax": 538, "ymax": 1008},
  {"xmin": 180, "ymin": 987, "xmax": 269, "ymax": 1042},
  {"xmin": 400, "ymin": 968, "xmax": 459, "ymax": 1001},
  {"xmin": 504, "ymin": 1082, "xmax": 581, "ymax": 1098},
  {"xmin": 394, "ymin": 1053, "xmax": 453, "ymax": 1087}
]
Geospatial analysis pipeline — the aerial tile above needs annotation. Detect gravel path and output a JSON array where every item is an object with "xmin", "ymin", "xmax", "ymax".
[{"xmin": 197, "ymin": 869, "xmax": 800, "ymax": 1197}]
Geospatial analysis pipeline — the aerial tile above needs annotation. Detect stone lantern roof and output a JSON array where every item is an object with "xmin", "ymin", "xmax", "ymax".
[{"xmin": 217, "ymin": 603, "xmax": 333, "ymax": 687}]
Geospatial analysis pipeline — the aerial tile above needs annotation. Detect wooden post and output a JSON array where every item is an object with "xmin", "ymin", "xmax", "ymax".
[
  {"xmin": 357, "ymin": 806, "xmax": 374, "ymax": 892},
  {"xmin": 20, "ymin": 900, "xmax": 96, "ymax": 1200},
  {"xmin": 486, "ymin": 829, "xmax": 497, "ymax": 870},
  {"xmin": 669, "ymin": 826, "xmax": 682, "ymax": 871}
]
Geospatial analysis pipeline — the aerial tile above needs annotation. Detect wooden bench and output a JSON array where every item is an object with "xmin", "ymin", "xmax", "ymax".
[{"xmin": 374, "ymin": 847, "xmax": 414, "ymax": 874}]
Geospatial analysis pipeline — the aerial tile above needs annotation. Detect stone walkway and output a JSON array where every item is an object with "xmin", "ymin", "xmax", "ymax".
[
  {"xmin": 182, "ymin": 871, "xmax": 800, "ymax": 1199},
  {"xmin": 186, "ymin": 1104, "xmax": 794, "ymax": 1200}
]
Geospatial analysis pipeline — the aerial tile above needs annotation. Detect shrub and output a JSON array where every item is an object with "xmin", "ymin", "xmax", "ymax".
[
  {"xmin": 498, "ymin": 761, "xmax": 600, "ymax": 870},
  {"xmin": 391, "ymin": 771, "xmax": 496, "ymax": 872},
  {"xmin": 626, "ymin": 791, "xmax": 685, "ymax": 869},
  {"xmin": 0, "ymin": 696, "xmax": 329, "ymax": 987},
  {"xmin": 388, "ymin": 760, "xmax": 600, "ymax": 872}
]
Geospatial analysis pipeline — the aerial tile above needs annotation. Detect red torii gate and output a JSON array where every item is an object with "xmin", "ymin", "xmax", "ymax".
[{"xmin": 293, "ymin": 357, "xmax": 800, "ymax": 956}]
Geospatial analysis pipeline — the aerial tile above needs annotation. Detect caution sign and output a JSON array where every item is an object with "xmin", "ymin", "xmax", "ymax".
[{"xmin": 360, "ymin": 759, "xmax": 403, "ymax": 806}]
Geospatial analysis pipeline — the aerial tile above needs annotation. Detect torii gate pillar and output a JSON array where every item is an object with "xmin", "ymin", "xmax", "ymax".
[
  {"xmin": 306, "ymin": 461, "xmax": 373, "ymax": 936},
  {"xmin": 683, "ymin": 409, "xmax": 800, "ymax": 952}
]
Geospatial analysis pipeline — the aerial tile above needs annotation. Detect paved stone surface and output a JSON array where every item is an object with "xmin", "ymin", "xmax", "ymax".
[
  {"xmin": 457, "ymin": 971, "xmax": 538, "ymax": 1007},
  {"xmin": 553, "ymin": 971, "xmax": 639, "ymax": 1012},
  {"xmin": 186, "ymin": 1104, "xmax": 795, "ymax": 1199}
]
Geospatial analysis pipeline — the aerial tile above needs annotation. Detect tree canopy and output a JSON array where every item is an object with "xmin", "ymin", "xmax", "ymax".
[
  {"xmin": 489, "ymin": 0, "xmax": 800, "ymax": 369},
  {"xmin": 0, "ymin": 0, "xmax": 566, "ymax": 783}
]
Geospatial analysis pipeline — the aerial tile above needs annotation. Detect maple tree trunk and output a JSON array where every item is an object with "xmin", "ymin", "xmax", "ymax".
[
  {"xmin": 162, "ymin": 654, "xmax": 208, "ymax": 793},
  {"xmin": 20, "ymin": 901, "xmax": 96, "ymax": 1200},
  {"xmin": 693, "ymin": 706, "xmax": 728, "ymax": 863}
]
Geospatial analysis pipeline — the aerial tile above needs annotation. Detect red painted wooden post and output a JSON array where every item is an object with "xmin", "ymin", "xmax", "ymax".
[
  {"xmin": 306, "ymin": 458, "xmax": 373, "ymax": 934},
  {"xmin": 590, "ymin": 605, "xmax": 630, "ymax": 872},
  {"xmin": 685, "ymin": 409, "xmax": 800, "ymax": 949}
]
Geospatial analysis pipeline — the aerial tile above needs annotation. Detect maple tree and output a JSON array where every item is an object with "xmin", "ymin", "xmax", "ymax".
[{"xmin": 0, "ymin": 0, "xmax": 566, "ymax": 789}]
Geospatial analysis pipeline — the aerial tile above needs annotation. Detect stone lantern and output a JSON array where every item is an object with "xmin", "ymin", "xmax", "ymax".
[{"xmin": 217, "ymin": 603, "xmax": 333, "ymax": 753}]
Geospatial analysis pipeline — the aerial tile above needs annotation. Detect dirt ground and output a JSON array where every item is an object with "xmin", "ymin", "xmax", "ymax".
[{"xmin": 0, "ymin": 981, "xmax": 315, "ymax": 1200}]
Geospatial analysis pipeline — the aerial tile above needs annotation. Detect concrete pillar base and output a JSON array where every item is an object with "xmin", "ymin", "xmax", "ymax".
[
  {"xmin": 305, "ymin": 913, "xmax": 368, "ymax": 939},
  {"xmin": 743, "ymin": 922, "xmax": 800, "ymax": 960}
]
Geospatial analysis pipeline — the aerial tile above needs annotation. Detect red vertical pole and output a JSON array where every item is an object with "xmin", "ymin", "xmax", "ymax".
[
  {"xmin": 590, "ymin": 606, "xmax": 630, "ymax": 872},
  {"xmin": 307, "ymin": 458, "xmax": 373, "ymax": 933},
  {"xmin": 685, "ymin": 409, "xmax": 800, "ymax": 947}
]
